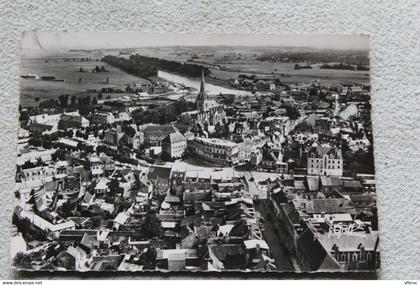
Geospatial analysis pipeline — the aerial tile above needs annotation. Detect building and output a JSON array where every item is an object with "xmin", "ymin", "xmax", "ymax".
[
  {"xmin": 188, "ymin": 137, "xmax": 239, "ymax": 166},
  {"xmin": 142, "ymin": 124, "xmax": 178, "ymax": 146},
  {"xmin": 15, "ymin": 206, "xmax": 76, "ymax": 234},
  {"xmin": 162, "ymin": 132, "xmax": 186, "ymax": 159},
  {"xmin": 148, "ymin": 166, "xmax": 172, "ymax": 196},
  {"xmin": 121, "ymin": 125, "xmax": 142, "ymax": 150},
  {"xmin": 178, "ymin": 70, "xmax": 226, "ymax": 134},
  {"xmin": 28, "ymin": 113, "xmax": 71, "ymax": 126},
  {"xmin": 90, "ymin": 155, "xmax": 103, "ymax": 178},
  {"xmin": 59, "ymin": 114, "xmax": 90, "ymax": 129},
  {"xmin": 307, "ymin": 146, "xmax": 343, "ymax": 176},
  {"xmin": 91, "ymin": 112, "xmax": 115, "ymax": 125},
  {"xmin": 255, "ymin": 144, "xmax": 288, "ymax": 173},
  {"xmin": 103, "ymin": 127, "xmax": 124, "ymax": 146}
]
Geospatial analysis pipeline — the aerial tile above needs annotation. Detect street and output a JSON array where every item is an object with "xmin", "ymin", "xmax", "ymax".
[{"xmin": 254, "ymin": 200, "xmax": 296, "ymax": 272}]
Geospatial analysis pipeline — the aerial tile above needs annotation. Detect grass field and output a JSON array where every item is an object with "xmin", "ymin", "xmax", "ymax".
[
  {"xmin": 20, "ymin": 55, "xmax": 148, "ymax": 107},
  {"xmin": 134, "ymin": 47, "xmax": 370, "ymax": 86}
]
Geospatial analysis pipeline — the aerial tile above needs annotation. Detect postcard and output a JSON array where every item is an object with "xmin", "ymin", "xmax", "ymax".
[{"xmin": 12, "ymin": 32, "xmax": 379, "ymax": 272}]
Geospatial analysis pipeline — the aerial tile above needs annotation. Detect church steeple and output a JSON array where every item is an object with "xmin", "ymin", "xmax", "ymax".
[
  {"xmin": 200, "ymin": 69, "xmax": 205, "ymax": 94},
  {"xmin": 196, "ymin": 69, "xmax": 208, "ymax": 111}
]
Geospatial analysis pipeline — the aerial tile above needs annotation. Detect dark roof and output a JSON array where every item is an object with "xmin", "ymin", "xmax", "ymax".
[
  {"xmin": 209, "ymin": 244, "xmax": 245, "ymax": 262},
  {"xmin": 28, "ymin": 123, "xmax": 53, "ymax": 132},
  {"xmin": 306, "ymin": 176, "xmax": 320, "ymax": 192},
  {"xmin": 148, "ymin": 166, "xmax": 171, "ymax": 180},
  {"xmin": 312, "ymin": 199, "xmax": 354, "ymax": 214},
  {"xmin": 350, "ymin": 194, "xmax": 374, "ymax": 202},
  {"xmin": 143, "ymin": 124, "xmax": 177, "ymax": 133},
  {"xmin": 343, "ymin": 180, "xmax": 363, "ymax": 189},
  {"xmin": 297, "ymin": 227, "xmax": 342, "ymax": 271},
  {"xmin": 124, "ymin": 126, "xmax": 137, "ymax": 138},
  {"xmin": 308, "ymin": 146, "xmax": 342, "ymax": 159},
  {"xmin": 162, "ymin": 131, "xmax": 185, "ymax": 144},
  {"xmin": 80, "ymin": 233, "xmax": 96, "ymax": 249}
]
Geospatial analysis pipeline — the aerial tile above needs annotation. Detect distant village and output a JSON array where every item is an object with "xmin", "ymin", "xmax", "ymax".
[{"xmin": 13, "ymin": 62, "xmax": 379, "ymax": 272}]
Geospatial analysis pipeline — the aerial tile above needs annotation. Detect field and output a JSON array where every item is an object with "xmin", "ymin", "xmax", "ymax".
[
  {"xmin": 134, "ymin": 46, "xmax": 370, "ymax": 86},
  {"xmin": 20, "ymin": 54, "xmax": 148, "ymax": 108}
]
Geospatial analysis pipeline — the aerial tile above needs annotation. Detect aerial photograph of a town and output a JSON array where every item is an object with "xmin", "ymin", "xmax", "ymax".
[{"xmin": 12, "ymin": 32, "xmax": 379, "ymax": 273}]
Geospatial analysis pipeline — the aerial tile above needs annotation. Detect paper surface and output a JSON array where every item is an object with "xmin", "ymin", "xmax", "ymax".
[{"xmin": 12, "ymin": 32, "xmax": 379, "ymax": 273}]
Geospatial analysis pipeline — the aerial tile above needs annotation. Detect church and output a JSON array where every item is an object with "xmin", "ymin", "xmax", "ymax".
[{"xmin": 179, "ymin": 70, "xmax": 227, "ymax": 135}]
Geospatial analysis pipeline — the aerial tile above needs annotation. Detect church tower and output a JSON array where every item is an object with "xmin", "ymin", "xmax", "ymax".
[
  {"xmin": 196, "ymin": 69, "xmax": 209, "ymax": 111},
  {"xmin": 334, "ymin": 93, "xmax": 341, "ymax": 117}
]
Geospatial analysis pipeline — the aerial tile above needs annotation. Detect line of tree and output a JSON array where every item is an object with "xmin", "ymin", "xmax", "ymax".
[
  {"xmin": 294, "ymin": 63, "xmax": 313, "ymax": 70},
  {"xmin": 128, "ymin": 54, "xmax": 211, "ymax": 77},
  {"xmin": 101, "ymin": 55, "xmax": 157, "ymax": 78},
  {"xmin": 320, "ymin": 63, "xmax": 370, "ymax": 71},
  {"xmin": 101, "ymin": 54, "xmax": 211, "ymax": 79},
  {"xmin": 256, "ymin": 50, "xmax": 369, "ymax": 65},
  {"xmin": 131, "ymin": 99, "xmax": 195, "ymax": 125}
]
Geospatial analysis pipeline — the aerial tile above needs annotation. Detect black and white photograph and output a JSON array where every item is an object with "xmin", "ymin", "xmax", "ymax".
[{"xmin": 12, "ymin": 32, "xmax": 379, "ymax": 273}]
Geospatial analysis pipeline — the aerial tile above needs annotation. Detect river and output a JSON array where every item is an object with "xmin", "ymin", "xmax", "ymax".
[{"xmin": 157, "ymin": 70, "xmax": 252, "ymax": 96}]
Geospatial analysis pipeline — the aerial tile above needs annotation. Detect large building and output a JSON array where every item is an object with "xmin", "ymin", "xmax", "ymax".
[
  {"xmin": 91, "ymin": 112, "xmax": 115, "ymax": 125},
  {"xmin": 162, "ymin": 131, "xmax": 187, "ymax": 159},
  {"xmin": 58, "ymin": 114, "xmax": 90, "ymax": 129},
  {"xmin": 188, "ymin": 137, "xmax": 238, "ymax": 166},
  {"xmin": 142, "ymin": 124, "xmax": 178, "ymax": 146},
  {"xmin": 179, "ymin": 70, "xmax": 226, "ymax": 134},
  {"xmin": 307, "ymin": 146, "xmax": 343, "ymax": 176}
]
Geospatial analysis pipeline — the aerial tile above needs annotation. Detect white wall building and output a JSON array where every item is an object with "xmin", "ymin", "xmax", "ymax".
[{"xmin": 307, "ymin": 146, "xmax": 343, "ymax": 176}]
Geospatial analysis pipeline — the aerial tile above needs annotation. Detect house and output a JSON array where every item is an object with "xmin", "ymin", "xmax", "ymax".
[
  {"xmin": 14, "ymin": 206, "xmax": 76, "ymax": 234},
  {"xmin": 187, "ymin": 137, "xmax": 239, "ymax": 166},
  {"xmin": 121, "ymin": 125, "xmax": 142, "ymax": 150},
  {"xmin": 90, "ymin": 155, "xmax": 103, "ymax": 178},
  {"xmin": 162, "ymin": 131, "xmax": 186, "ymax": 159},
  {"xmin": 59, "ymin": 114, "xmax": 89, "ymax": 129},
  {"xmin": 110, "ymin": 168, "xmax": 138, "ymax": 198},
  {"xmin": 91, "ymin": 112, "xmax": 115, "ymax": 125},
  {"xmin": 256, "ymin": 144, "xmax": 287, "ymax": 173},
  {"xmin": 94, "ymin": 177, "xmax": 109, "ymax": 195},
  {"xmin": 113, "ymin": 212, "xmax": 130, "ymax": 230},
  {"xmin": 148, "ymin": 166, "xmax": 172, "ymax": 196},
  {"xmin": 208, "ymin": 244, "xmax": 246, "ymax": 271},
  {"xmin": 307, "ymin": 146, "xmax": 343, "ymax": 176},
  {"xmin": 142, "ymin": 124, "xmax": 178, "ymax": 146},
  {"xmin": 103, "ymin": 126, "xmax": 124, "ymax": 146}
]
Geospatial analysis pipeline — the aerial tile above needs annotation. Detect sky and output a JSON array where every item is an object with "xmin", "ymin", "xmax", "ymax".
[{"xmin": 22, "ymin": 31, "xmax": 369, "ymax": 56}]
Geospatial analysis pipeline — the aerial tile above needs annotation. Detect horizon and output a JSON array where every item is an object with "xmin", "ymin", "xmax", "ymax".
[{"xmin": 22, "ymin": 31, "xmax": 370, "ymax": 56}]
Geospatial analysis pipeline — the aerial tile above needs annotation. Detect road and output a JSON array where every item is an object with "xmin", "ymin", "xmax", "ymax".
[{"xmin": 254, "ymin": 200, "xmax": 295, "ymax": 272}]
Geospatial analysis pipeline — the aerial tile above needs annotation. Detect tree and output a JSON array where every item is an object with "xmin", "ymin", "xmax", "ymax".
[
  {"xmin": 371, "ymin": 207, "xmax": 378, "ymax": 230},
  {"xmin": 92, "ymin": 97, "xmax": 98, "ymax": 105},
  {"xmin": 70, "ymin": 96, "xmax": 77, "ymax": 106},
  {"xmin": 58, "ymin": 94, "xmax": 69, "ymax": 107},
  {"xmin": 90, "ymin": 216, "xmax": 102, "ymax": 228},
  {"xmin": 13, "ymin": 252, "xmax": 32, "ymax": 269},
  {"xmin": 285, "ymin": 105, "xmax": 300, "ymax": 120},
  {"xmin": 98, "ymin": 93, "xmax": 103, "ymax": 100},
  {"xmin": 39, "ymin": 99, "xmax": 59, "ymax": 109},
  {"xmin": 43, "ymin": 140, "xmax": 52, "ymax": 149},
  {"xmin": 108, "ymin": 179, "xmax": 121, "ymax": 195},
  {"xmin": 28, "ymin": 137, "xmax": 43, "ymax": 147},
  {"xmin": 141, "ymin": 212, "xmax": 162, "ymax": 239},
  {"xmin": 66, "ymin": 130, "xmax": 74, "ymax": 138},
  {"xmin": 145, "ymin": 246, "xmax": 157, "ymax": 265}
]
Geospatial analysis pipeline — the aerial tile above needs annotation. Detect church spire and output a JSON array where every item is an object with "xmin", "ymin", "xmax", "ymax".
[
  {"xmin": 199, "ymin": 69, "xmax": 205, "ymax": 94},
  {"xmin": 196, "ymin": 68, "xmax": 208, "ymax": 111}
]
